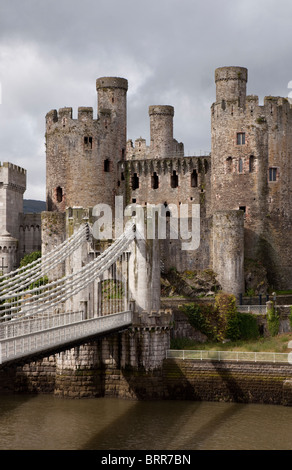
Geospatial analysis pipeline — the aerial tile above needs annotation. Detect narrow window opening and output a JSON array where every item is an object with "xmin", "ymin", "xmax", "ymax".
[
  {"xmin": 238, "ymin": 158, "xmax": 243, "ymax": 173},
  {"xmin": 239, "ymin": 206, "xmax": 246, "ymax": 213},
  {"xmin": 226, "ymin": 157, "xmax": 233, "ymax": 173},
  {"xmin": 171, "ymin": 170, "xmax": 178, "ymax": 188},
  {"xmin": 237, "ymin": 132, "xmax": 246, "ymax": 145},
  {"xmin": 132, "ymin": 173, "xmax": 139, "ymax": 190},
  {"xmin": 84, "ymin": 136, "xmax": 93, "ymax": 149},
  {"xmin": 151, "ymin": 172, "xmax": 159, "ymax": 189},
  {"xmin": 121, "ymin": 172, "xmax": 125, "ymax": 181},
  {"xmin": 249, "ymin": 155, "xmax": 255, "ymax": 173},
  {"xmin": 191, "ymin": 169, "xmax": 198, "ymax": 187},
  {"xmin": 269, "ymin": 167, "xmax": 277, "ymax": 182},
  {"xmin": 56, "ymin": 186, "xmax": 63, "ymax": 203},
  {"xmin": 121, "ymin": 148, "xmax": 125, "ymax": 160},
  {"xmin": 104, "ymin": 159, "xmax": 110, "ymax": 172}
]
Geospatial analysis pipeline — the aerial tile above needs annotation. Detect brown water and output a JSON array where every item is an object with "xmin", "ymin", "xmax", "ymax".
[{"xmin": 0, "ymin": 394, "xmax": 291, "ymax": 450}]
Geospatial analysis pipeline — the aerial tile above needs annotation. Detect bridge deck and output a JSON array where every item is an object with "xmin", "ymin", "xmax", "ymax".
[{"xmin": 0, "ymin": 310, "xmax": 132, "ymax": 365}]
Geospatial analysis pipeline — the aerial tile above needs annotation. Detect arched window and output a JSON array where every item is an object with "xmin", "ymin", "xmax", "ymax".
[
  {"xmin": 191, "ymin": 169, "xmax": 198, "ymax": 187},
  {"xmin": 171, "ymin": 171, "xmax": 178, "ymax": 188},
  {"xmin": 151, "ymin": 172, "xmax": 159, "ymax": 189},
  {"xmin": 226, "ymin": 157, "xmax": 233, "ymax": 173},
  {"xmin": 132, "ymin": 173, "xmax": 139, "ymax": 190},
  {"xmin": 56, "ymin": 186, "xmax": 63, "ymax": 203}
]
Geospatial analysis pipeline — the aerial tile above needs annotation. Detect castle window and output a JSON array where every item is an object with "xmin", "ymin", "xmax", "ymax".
[
  {"xmin": 104, "ymin": 159, "xmax": 110, "ymax": 172},
  {"xmin": 249, "ymin": 155, "xmax": 255, "ymax": 173},
  {"xmin": 121, "ymin": 172, "xmax": 125, "ymax": 181},
  {"xmin": 132, "ymin": 173, "xmax": 139, "ymax": 190},
  {"xmin": 269, "ymin": 167, "xmax": 277, "ymax": 182},
  {"xmin": 171, "ymin": 171, "xmax": 178, "ymax": 188},
  {"xmin": 238, "ymin": 158, "xmax": 243, "ymax": 173},
  {"xmin": 237, "ymin": 132, "xmax": 245, "ymax": 145},
  {"xmin": 226, "ymin": 157, "xmax": 233, "ymax": 173},
  {"xmin": 191, "ymin": 169, "xmax": 198, "ymax": 187},
  {"xmin": 121, "ymin": 148, "xmax": 125, "ymax": 160},
  {"xmin": 151, "ymin": 172, "xmax": 159, "ymax": 190},
  {"xmin": 84, "ymin": 136, "xmax": 93, "ymax": 149},
  {"xmin": 56, "ymin": 186, "xmax": 63, "ymax": 203}
]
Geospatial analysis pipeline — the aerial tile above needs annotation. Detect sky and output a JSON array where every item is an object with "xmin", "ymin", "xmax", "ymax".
[{"xmin": 1, "ymin": 0, "xmax": 292, "ymax": 200}]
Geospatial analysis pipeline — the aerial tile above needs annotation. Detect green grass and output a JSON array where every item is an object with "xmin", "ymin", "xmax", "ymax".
[
  {"xmin": 275, "ymin": 290, "xmax": 292, "ymax": 295},
  {"xmin": 170, "ymin": 332, "xmax": 292, "ymax": 353}
]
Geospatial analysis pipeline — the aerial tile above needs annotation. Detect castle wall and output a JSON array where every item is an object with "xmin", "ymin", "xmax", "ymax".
[
  {"xmin": 122, "ymin": 112, "xmax": 212, "ymax": 274},
  {"xmin": 18, "ymin": 213, "xmax": 41, "ymax": 261}
]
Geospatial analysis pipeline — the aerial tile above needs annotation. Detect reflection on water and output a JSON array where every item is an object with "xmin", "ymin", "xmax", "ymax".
[{"xmin": 0, "ymin": 394, "xmax": 291, "ymax": 450}]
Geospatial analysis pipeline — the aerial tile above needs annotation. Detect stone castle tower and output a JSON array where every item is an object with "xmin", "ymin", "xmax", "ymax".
[
  {"xmin": 45, "ymin": 77, "xmax": 128, "ymax": 214},
  {"xmin": 211, "ymin": 66, "xmax": 292, "ymax": 290},
  {"xmin": 0, "ymin": 162, "xmax": 41, "ymax": 274}
]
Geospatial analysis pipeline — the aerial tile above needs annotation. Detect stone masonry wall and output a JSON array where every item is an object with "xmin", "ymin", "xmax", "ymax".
[{"xmin": 1, "ymin": 352, "xmax": 292, "ymax": 406}]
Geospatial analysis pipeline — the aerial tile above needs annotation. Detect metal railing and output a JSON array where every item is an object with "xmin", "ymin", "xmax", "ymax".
[
  {"xmin": 237, "ymin": 305, "xmax": 267, "ymax": 314},
  {"xmin": 0, "ymin": 310, "xmax": 132, "ymax": 365},
  {"xmin": 166, "ymin": 349, "xmax": 292, "ymax": 363}
]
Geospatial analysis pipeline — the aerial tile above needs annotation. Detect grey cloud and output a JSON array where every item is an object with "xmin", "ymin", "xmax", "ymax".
[{"xmin": 0, "ymin": 0, "xmax": 292, "ymax": 198}]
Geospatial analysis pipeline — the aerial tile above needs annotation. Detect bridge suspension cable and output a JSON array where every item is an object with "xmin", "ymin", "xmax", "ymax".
[
  {"xmin": 0, "ymin": 222, "xmax": 135, "ymax": 321},
  {"xmin": 0, "ymin": 223, "xmax": 89, "ymax": 296}
]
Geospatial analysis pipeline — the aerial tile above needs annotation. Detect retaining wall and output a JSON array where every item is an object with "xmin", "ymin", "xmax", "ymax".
[{"xmin": 1, "ymin": 344, "xmax": 292, "ymax": 406}]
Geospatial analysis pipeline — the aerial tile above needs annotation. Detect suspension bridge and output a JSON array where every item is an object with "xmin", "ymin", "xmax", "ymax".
[{"xmin": 0, "ymin": 222, "xmax": 137, "ymax": 365}]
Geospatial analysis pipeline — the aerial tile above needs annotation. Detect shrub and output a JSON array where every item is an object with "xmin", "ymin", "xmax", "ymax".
[
  {"xmin": 180, "ymin": 303, "xmax": 219, "ymax": 341},
  {"xmin": 237, "ymin": 312, "xmax": 259, "ymax": 340},
  {"xmin": 214, "ymin": 292, "xmax": 240, "ymax": 341},
  {"xmin": 20, "ymin": 251, "xmax": 41, "ymax": 268},
  {"xmin": 289, "ymin": 306, "xmax": 292, "ymax": 331},
  {"xmin": 181, "ymin": 293, "xmax": 261, "ymax": 343},
  {"xmin": 267, "ymin": 302, "xmax": 280, "ymax": 337}
]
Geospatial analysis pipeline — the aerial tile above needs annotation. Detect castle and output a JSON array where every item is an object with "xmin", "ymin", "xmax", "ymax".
[{"xmin": 3, "ymin": 66, "xmax": 292, "ymax": 296}]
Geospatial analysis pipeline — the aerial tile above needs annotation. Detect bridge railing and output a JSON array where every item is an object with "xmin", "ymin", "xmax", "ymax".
[
  {"xmin": 0, "ymin": 311, "xmax": 84, "ymax": 340},
  {"xmin": 166, "ymin": 349, "xmax": 291, "ymax": 363},
  {"xmin": 0, "ymin": 310, "xmax": 132, "ymax": 365}
]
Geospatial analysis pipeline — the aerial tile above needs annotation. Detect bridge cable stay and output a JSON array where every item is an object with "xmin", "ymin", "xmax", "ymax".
[
  {"xmin": 0, "ymin": 224, "xmax": 89, "ymax": 296},
  {"xmin": 0, "ymin": 222, "xmax": 135, "ymax": 321}
]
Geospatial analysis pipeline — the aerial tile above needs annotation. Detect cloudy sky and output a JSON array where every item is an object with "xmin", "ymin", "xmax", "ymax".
[{"xmin": 1, "ymin": 0, "xmax": 292, "ymax": 200}]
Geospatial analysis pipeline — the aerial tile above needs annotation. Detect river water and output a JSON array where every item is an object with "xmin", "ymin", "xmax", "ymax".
[{"xmin": 0, "ymin": 394, "xmax": 291, "ymax": 451}]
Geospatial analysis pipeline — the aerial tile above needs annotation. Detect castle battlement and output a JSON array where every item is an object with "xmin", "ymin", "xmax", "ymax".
[{"xmin": 1, "ymin": 162, "xmax": 26, "ymax": 175}]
